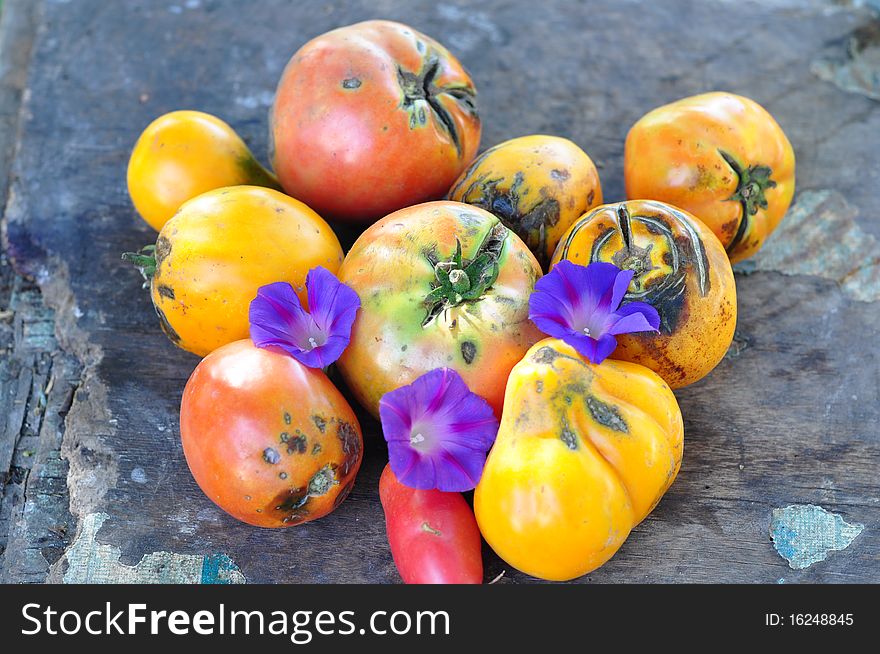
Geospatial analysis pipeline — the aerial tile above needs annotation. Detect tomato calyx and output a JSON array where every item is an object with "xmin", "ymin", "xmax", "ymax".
[
  {"xmin": 422, "ymin": 223, "xmax": 506, "ymax": 326},
  {"xmin": 719, "ymin": 149, "xmax": 777, "ymax": 252},
  {"xmin": 397, "ymin": 53, "xmax": 477, "ymax": 157},
  {"xmin": 121, "ymin": 244, "xmax": 157, "ymax": 288}
]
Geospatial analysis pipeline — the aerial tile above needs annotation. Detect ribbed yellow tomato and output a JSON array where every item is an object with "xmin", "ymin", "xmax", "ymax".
[
  {"xmin": 149, "ymin": 186, "xmax": 343, "ymax": 357},
  {"xmin": 551, "ymin": 200, "xmax": 736, "ymax": 389},
  {"xmin": 474, "ymin": 338, "xmax": 683, "ymax": 581},
  {"xmin": 448, "ymin": 135, "xmax": 602, "ymax": 268},
  {"xmin": 128, "ymin": 110, "xmax": 280, "ymax": 231}
]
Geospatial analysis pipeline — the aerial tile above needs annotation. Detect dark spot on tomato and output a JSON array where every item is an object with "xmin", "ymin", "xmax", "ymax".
[
  {"xmin": 155, "ymin": 236, "xmax": 172, "ymax": 268},
  {"xmin": 263, "ymin": 448, "xmax": 281, "ymax": 464},
  {"xmin": 401, "ymin": 344, "xmax": 407, "ymax": 351},
  {"xmin": 550, "ymin": 168, "xmax": 570, "ymax": 181},
  {"xmin": 279, "ymin": 472, "xmax": 288, "ymax": 480},
  {"xmin": 560, "ymin": 416, "xmax": 578, "ymax": 450},
  {"xmin": 585, "ymin": 395, "xmax": 628, "ymax": 432},
  {"xmin": 286, "ymin": 433, "xmax": 307, "ymax": 455},
  {"xmin": 532, "ymin": 345, "xmax": 561, "ymax": 366},
  {"xmin": 283, "ymin": 412, "xmax": 292, "ymax": 425},
  {"xmin": 311, "ymin": 442, "xmax": 322, "ymax": 455},
  {"xmin": 312, "ymin": 415, "xmax": 327, "ymax": 433},
  {"xmin": 279, "ymin": 432, "xmax": 290, "ymax": 443},
  {"xmin": 587, "ymin": 189, "xmax": 595, "ymax": 205},
  {"xmin": 461, "ymin": 340, "xmax": 477, "ymax": 364},
  {"xmin": 536, "ymin": 380, "xmax": 544, "ymax": 393},
  {"xmin": 157, "ymin": 285, "xmax": 175, "ymax": 300},
  {"xmin": 342, "ymin": 77, "xmax": 362, "ymax": 89},
  {"xmin": 153, "ymin": 304, "xmax": 180, "ymax": 343},
  {"xmin": 337, "ymin": 421, "xmax": 361, "ymax": 476},
  {"xmin": 308, "ymin": 464, "xmax": 338, "ymax": 496}
]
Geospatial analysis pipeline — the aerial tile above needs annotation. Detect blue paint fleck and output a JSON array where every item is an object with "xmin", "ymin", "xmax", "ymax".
[
  {"xmin": 201, "ymin": 553, "xmax": 244, "ymax": 584},
  {"xmin": 770, "ymin": 504, "xmax": 864, "ymax": 570}
]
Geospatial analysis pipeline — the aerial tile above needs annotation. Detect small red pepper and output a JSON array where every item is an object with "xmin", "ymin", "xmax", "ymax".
[{"xmin": 379, "ymin": 464, "xmax": 483, "ymax": 584}]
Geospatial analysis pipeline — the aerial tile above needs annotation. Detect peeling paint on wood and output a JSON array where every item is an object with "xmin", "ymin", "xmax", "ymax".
[
  {"xmin": 62, "ymin": 513, "xmax": 246, "ymax": 584},
  {"xmin": 770, "ymin": 504, "xmax": 864, "ymax": 570},
  {"xmin": 736, "ymin": 190, "xmax": 880, "ymax": 302}
]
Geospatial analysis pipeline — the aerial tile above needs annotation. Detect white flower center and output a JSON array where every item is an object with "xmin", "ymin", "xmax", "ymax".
[
  {"xmin": 583, "ymin": 327, "xmax": 592, "ymax": 336},
  {"xmin": 410, "ymin": 432, "xmax": 425, "ymax": 445},
  {"xmin": 308, "ymin": 337, "xmax": 318, "ymax": 350}
]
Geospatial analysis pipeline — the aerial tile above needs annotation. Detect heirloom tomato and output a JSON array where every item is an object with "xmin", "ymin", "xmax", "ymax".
[
  {"xmin": 180, "ymin": 339, "xmax": 362, "ymax": 528},
  {"xmin": 148, "ymin": 186, "xmax": 342, "ymax": 357},
  {"xmin": 379, "ymin": 464, "xmax": 482, "ymax": 584},
  {"xmin": 448, "ymin": 134, "xmax": 603, "ymax": 269},
  {"xmin": 337, "ymin": 201, "xmax": 543, "ymax": 418},
  {"xmin": 474, "ymin": 338, "xmax": 683, "ymax": 581},
  {"xmin": 127, "ymin": 110, "xmax": 280, "ymax": 231},
  {"xmin": 625, "ymin": 92, "xmax": 795, "ymax": 263},
  {"xmin": 270, "ymin": 20, "xmax": 481, "ymax": 223},
  {"xmin": 551, "ymin": 200, "xmax": 736, "ymax": 388}
]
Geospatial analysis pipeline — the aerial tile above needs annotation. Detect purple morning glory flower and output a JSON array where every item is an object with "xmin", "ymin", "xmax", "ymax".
[
  {"xmin": 379, "ymin": 368, "xmax": 499, "ymax": 492},
  {"xmin": 248, "ymin": 266, "xmax": 360, "ymax": 369},
  {"xmin": 529, "ymin": 260, "xmax": 660, "ymax": 364}
]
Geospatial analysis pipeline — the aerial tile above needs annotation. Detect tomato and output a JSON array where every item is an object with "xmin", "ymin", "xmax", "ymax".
[
  {"xmin": 180, "ymin": 339, "xmax": 363, "ymax": 528},
  {"xmin": 551, "ymin": 200, "xmax": 736, "ymax": 388},
  {"xmin": 148, "ymin": 185, "xmax": 343, "ymax": 357},
  {"xmin": 379, "ymin": 464, "xmax": 482, "ymax": 584},
  {"xmin": 337, "ymin": 201, "xmax": 543, "ymax": 418},
  {"xmin": 127, "ymin": 111, "xmax": 280, "ymax": 231},
  {"xmin": 270, "ymin": 20, "xmax": 481, "ymax": 223},
  {"xmin": 448, "ymin": 134, "xmax": 603, "ymax": 269},
  {"xmin": 474, "ymin": 338, "xmax": 683, "ymax": 581},
  {"xmin": 625, "ymin": 92, "xmax": 795, "ymax": 263}
]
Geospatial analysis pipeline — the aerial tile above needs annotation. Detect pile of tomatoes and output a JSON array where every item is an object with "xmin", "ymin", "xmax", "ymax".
[{"xmin": 125, "ymin": 20, "xmax": 795, "ymax": 583}]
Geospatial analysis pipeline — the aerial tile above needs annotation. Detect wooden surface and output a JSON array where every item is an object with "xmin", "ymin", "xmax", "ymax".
[{"xmin": 1, "ymin": 0, "xmax": 879, "ymax": 583}]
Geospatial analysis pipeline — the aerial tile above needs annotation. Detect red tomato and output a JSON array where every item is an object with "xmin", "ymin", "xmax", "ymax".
[
  {"xmin": 379, "ymin": 464, "xmax": 483, "ymax": 584},
  {"xmin": 270, "ymin": 20, "xmax": 481, "ymax": 223},
  {"xmin": 180, "ymin": 339, "xmax": 363, "ymax": 528}
]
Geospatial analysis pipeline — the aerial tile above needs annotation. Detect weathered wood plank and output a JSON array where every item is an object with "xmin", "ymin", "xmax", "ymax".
[{"xmin": 1, "ymin": 0, "xmax": 879, "ymax": 583}]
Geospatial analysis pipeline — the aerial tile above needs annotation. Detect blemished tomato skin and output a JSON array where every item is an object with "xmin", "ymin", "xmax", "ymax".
[
  {"xmin": 150, "ymin": 185, "xmax": 343, "ymax": 357},
  {"xmin": 448, "ymin": 134, "xmax": 603, "ymax": 269},
  {"xmin": 552, "ymin": 200, "xmax": 736, "ymax": 389},
  {"xmin": 271, "ymin": 20, "xmax": 481, "ymax": 223},
  {"xmin": 475, "ymin": 339, "xmax": 683, "ymax": 581},
  {"xmin": 337, "ymin": 201, "xmax": 543, "ymax": 419},
  {"xmin": 180, "ymin": 340, "xmax": 363, "ymax": 528},
  {"xmin": 625, "ymin": 92, "xmax": 795, "ymax": 263},
  {"xmin": 379, "ymin": 464, "xmax": 482, "ymax": 584},
  {"xmin": 127, "ymin": 111, "xmax": 280, "ymax": 231}
]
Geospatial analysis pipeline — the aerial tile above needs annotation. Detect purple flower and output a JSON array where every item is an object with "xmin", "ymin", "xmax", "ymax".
[
  {"xmin": 379, "ymin": 368, "xmax": 499, "ymax": 492},
  {"xmin": 529, "ymin": 260, "xmax": 660, "ymax": 364},
  {"xmin": 249, "ymin": 266, "xmax": 360, "ymax": 369}
]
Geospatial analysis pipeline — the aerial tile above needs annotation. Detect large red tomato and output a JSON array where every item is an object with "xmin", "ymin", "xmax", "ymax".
[
  {"xmin": 270, "ymin": 20, "xmax": 481, "ymax": 223},
  {"xmin": 180, "ymin": 339, "xmax": 363, "ymax": 528},
  {"xmin": 337, "ymin": 201, "xmax": 543, "ymax": 419}
]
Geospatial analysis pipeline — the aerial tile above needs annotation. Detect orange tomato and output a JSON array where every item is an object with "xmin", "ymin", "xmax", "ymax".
[
  {"xmin": 474, "ymin": 338, "xmax": 683, "ymax": 581},
  {"xmin": 551, "ymin": 200, "xmax": 736, "ymax": 388},
  {"xmin": 127, "ymin": 110, "xmax": 280, "ymax": 231},
  {"xmin": 337, "ymin": 201, "xmax": 542, "ymax": 418},
  {"xmin": 149, "ymin": 186, "xmax": 343, "ymax": 357},
  {"xmin": 625, "ymin": 92, "xmax": 795, "ymax": 263},
  {"xmin": 271, "ymin": 20, "xmax": 481, "ymax": 223},
  {"xmin": 180, "ymin": 339, "xmax": 362, "ymax": 528}
]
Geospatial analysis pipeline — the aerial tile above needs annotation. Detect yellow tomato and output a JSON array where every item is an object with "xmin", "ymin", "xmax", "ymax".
[
  {"xmin": 474, "ymin": 338, "xmax": 683, "ymax": 581},
  {"xmin": 551, "ymin": 200, "xmax": 736, "ymax": 389},
  {"xmin": 128, "ymin": 110, "xmax": 281, "ymax": 231},
  {"xmin": 447, "ymin": 135, "xmax": 602, "ymax": 268},
  {"xmin": 625, "ymin": 92, "xmax": 795, "ymax": 263},
  {"xmin": 150, "ymin": 186, "xmax": 343, "ymax": 357}
]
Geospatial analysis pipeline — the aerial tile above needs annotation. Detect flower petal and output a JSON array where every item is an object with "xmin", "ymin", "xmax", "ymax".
[
  {"xmin": 379, "ymin": 368, "xmax": 499, "ymax": 492},
  {"xmin": 607, "ymin": 301, "xmax": 661, "ymax": 336},
  {"xmin": 558, "ymin": 331, "xmax": 600, "ymax": 362},
  {"xmin": 249, "ymin": 282, "xmax": 316, "ymax": 348},
  {"xmin": 306, "ymin": 266, "xmax": 361, "ymax": 338},
  {"xmin": 593, "ymin": 333, "xmax": 619, "ymax": 363},
  {"xmin": 603, "ymin": 268, "xmax": 635, "ymax": 312}
]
